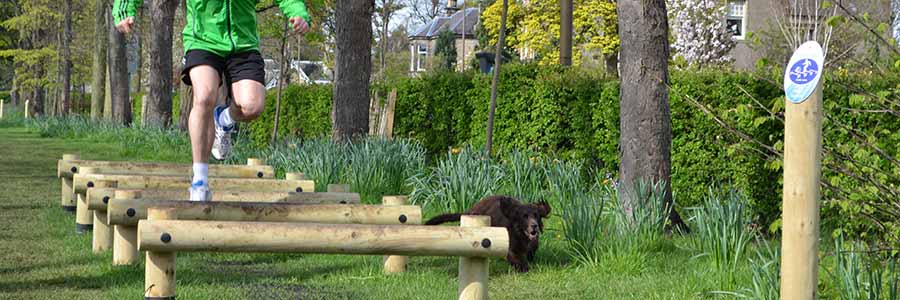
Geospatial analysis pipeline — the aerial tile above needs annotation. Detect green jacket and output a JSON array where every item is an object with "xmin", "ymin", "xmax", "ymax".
[{"xmin": 113, "ymin": 0, "xmax": 311, "ymax": 57}]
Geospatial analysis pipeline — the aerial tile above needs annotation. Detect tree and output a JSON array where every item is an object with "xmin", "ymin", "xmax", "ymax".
[
  {"xmin": 144, "ymin": 0, "xmax": 176, "ymax": 127},
  {"xmin": 375, "ymin": 0, "xmax": 403, "ymax": 79},
  {"xmin": 560, "ymin": 0, "xmax": 572, "ymax": 65},
  {"xmin": 109, "ymin": 6, "xmax": 130, "ymax": 124},
  {"xmin": 434, "ymin": 28, "xmax": 457, "ymax": 70},
  {"xmin": 484, "ymin": 0, "xmax": 508, "ymax": 156},
  {"xmin": 616, "ymin": 0, "xmax": 687, "ymax": 229},
  {"xmin": 91, "ymin": 0, "xmax": 107, "ymax": 119},
  {"xmin": 667, "ymin": 0, "xmax": 735, "ymax": 67},
  {"xmin": 0, "ymin": 0, "xmax": 60, "ymax": 117},
  {"xmin": 332, "ymin": 0, "xmax": 373, "ymax": 141},
  {"xmin": 404, "ymin": 0, "xmax": 445, "ymax": 25},
  {"xmin": 60, "ymin": 0, "xmax": 72, "ymax": 114}
]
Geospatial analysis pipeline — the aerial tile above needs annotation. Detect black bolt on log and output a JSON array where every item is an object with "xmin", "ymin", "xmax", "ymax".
[
  {"xmin": 257, "ymin": 172, "xmax": 263, "ymax": 178},
  {"xmin": 481, "ymin": 239, "xmax": 491, "ymax": 248},
  {"xmin": 87, "ymin": 181, "xmax": 94, "ymax": 188},
  {"xmin": 71, "ymin": 167, "xmax": 78, "ymax": 173},
  {"xmin": 399, "ymin": 215, "xmax": 407, "ymax": 223},
  {"xmin": 102, "ymin": 196, "xmax": 110, "ymax": 204},
  {"xmin": 295, "ymin": 187, "xmax": 303, "ymax": 192},
  {"xmin": 126, "ymin": 208, "xmax": 136, "ymax": 217},
  {"xmin": 339, "ymin": 201, "xmax": 347, "ymax": 204},
  {"xmin": 160, "ymin": 233, "xmax": 171, "ymax": 243}
]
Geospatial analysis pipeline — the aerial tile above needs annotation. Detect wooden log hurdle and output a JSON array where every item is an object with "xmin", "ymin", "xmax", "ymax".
[
  {"xmin": 140, "ymin": 211, "xmax": 505, "ymax": 300},
  {"xmin": 86, "ymin": 188, "xmax": 361, "ymax": 211}
]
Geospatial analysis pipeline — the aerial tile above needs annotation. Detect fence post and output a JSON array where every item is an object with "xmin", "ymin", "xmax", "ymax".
[
  {"xmin": 458, "ymin": 215, "xmax": 491, "ymax": 300},
  {"xmin": 383, "ymin": 195, "xmax": 409, "ymax": 274},
  {"xmin": 113, "ymin": 189, "xmax": 142, "ymax": 265},
  {"xmin": 92, "ymin": 180, "xmax": 119, "ymax": 253},
  {"xmin": 60, "ymin": 154, "xmax": 80, "ymax": 212},
  {"xmin": 144, "ymin": 207, "xmax": 177, "ymax": 299}
]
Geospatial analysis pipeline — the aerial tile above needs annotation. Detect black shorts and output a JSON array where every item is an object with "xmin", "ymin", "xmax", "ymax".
[{"xmin": 181, "ymin": 50, "xmax": 266, "ymax": 86}]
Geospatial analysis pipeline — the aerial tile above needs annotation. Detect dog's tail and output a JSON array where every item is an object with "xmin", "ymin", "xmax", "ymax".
[{"xmin": 424, "ymin": 213, "xmax": 463, "ymax": 225}]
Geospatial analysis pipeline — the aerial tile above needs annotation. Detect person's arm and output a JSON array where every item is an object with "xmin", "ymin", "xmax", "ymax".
[
  {"xmin": 275, "ymin": 0, "xmax": 312, "ymax": 24},
  {"xmin": 112, "ymin": 0, "xmax": 144, "ymax": 33}
]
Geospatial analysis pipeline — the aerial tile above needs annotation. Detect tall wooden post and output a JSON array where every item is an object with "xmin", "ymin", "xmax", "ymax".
[
  {"xmin": 458, "ymin": 215, "xmax": 490, "ymax": 300},
  {"xmin": 92, "ymin": 180, "xmax": 118, "ymax": 253},
  {"xmin": 76, "ymin": 167, "xmax": 98, "ymax": 233},
  {"xmin": 145, "ymin": 207, "xmax": 177, "ymax": 299},
  {"xmin": 61, "ymin": 154, "xmax": 80, "ymax": 212},
  {"xmin": 383, "ymin": 195, "xmax": 409, "ymax": 274},
  {"xmin": 113, "ymin": 189, "xmax": 142, "ymax": 265},
  {"xmin": 24, "ymin": 100, "xmax": 30, "ymax": 118},
  {"xmin": 780, "ymin": 41, "xmax": 824, "ymax": 300}
]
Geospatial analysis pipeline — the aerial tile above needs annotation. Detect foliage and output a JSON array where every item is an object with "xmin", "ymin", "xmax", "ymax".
[
  {"xmin": 434, "ymin": 28, "xmax": 457, "ymax": 71},
  {"xmin": 684, "ymin": 186, "xmax": 755, "ymax": 276},
  {"xmin": 480, "ymin": 0, "xmax": 618, "ymax": 65},
  {"xmin": 831, "ymin": 233, "xmax": 900, "ymax": 300},
  {"xmin": 667, "ymin": 0, "xmax": 735, "ymax": 67},
  {"xmin": 392, "ymin": 70, "xmax": 475, "ymax": 155},
  {"xmin": 246, "ymin": 84, "xmax": 333, "ymax": 147},
  {"xmin": 408, "ymin": 146, "xmax": 502, "ymax": 213},
  {"xmin": 547, "ymin": 159, "xmax": 606, "ymax": 265}
]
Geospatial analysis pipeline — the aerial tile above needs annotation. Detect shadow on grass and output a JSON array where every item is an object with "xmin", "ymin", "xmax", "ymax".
[{"xmin": 0, "ymin": 265, "xmax": 141, "ymax": 293}]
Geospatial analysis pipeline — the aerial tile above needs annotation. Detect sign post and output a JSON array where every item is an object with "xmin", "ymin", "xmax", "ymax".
[{"xmin": 780, "ymin": 41, "xmax": 825, "ymax": 300}]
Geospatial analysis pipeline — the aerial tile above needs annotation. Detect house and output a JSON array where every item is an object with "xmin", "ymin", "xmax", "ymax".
[{"xmin": 408, "ymin": 1, "xmax": 479, "ymax": 74}]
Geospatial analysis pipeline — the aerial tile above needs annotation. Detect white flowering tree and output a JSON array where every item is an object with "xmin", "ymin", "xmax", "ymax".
[{"xmin": 667, "ymin": 0, "xmax": 736, "ymax": 67}]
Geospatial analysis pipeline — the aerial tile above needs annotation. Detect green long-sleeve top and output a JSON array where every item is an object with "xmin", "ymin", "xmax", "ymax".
[{"xmin": 113, "ymin": 0, "xmax": 311, "ymax": 57}]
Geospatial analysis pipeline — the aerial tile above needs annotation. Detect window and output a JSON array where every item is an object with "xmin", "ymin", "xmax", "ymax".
[
  {"xmin": 726, "ymin": 0, "xmax": 747, "ymax": 39},
  {"xmin": 417, "ymin": 43, "xmax": 428, "ymax": 71}
]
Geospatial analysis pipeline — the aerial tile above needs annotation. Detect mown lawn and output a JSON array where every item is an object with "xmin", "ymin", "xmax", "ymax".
[{"xmin": 1, "ymin": 125, "xmax": 755, "ymax": 300}]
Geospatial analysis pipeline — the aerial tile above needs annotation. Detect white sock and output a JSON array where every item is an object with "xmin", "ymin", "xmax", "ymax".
[
  {"xmin": 192, "ymin": 163, "xmax": 209, "ymax": 185},
  {"xmin": 218, "ymin": 107, "xmax": 236, "ymax": 128}
]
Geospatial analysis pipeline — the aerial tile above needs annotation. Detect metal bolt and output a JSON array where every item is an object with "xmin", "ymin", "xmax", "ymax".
[
  {"xmin": 71, "ymin": 167, "xmax": 78, "ymax": 173},
  {"xmin": 295, "ymin": 187, "xmax": 303, "ymax": 192},
  {"xmin": 399, "ymin": 215, "xmax": 407, "ymax": 224},
  {"xmin": 481, "ymin": 239, "xmax": 491, "ymax": 248},
  {"xmin": 87, "ymin": 181, "xmax": 94, "ymax": 188},
  {"xmin": 102, "ymin": 196, "xmax": 110, "ymax": 204},
  {"xmin": 161, "ymin": 233, "xmax": 171, "ymax": 243},
  {"xmin": 257, "ymin": 172, "xmax": 264, "ymax": 178},
  {"xmin": 126, "ymin": 208, "xmax": 136, "ymax": 217}
]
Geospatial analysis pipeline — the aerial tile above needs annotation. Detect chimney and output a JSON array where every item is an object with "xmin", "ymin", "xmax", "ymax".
[{"xmin": 445, "ymin": 0, "xmax": 459, "ymax": 16}]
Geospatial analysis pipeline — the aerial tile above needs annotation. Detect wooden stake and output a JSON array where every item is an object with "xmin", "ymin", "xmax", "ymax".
[
  {"xmin": 72, "ymin": 174, "xmax": 314, "ymax": 194},
  {"xmin": 327, "ymin": 184, "xmax": 350, "ymax": 193},
  {"xmin": 383, "ymin": 195, "xmax": 409, "ymax": 274},
  {"xmin": 383, "ymin": 89, "xmax": 397, "ymax": 139},
  {"xmin": 137, "ymin": 221, "xmax": 508, "ymax": 257},
  {"xmin": 75, "ymin": 167, "xmax": 99, "ymax": 233},
  {"xmin": 144, "ymin": 207, "xmax": 177, "ymax": 300},
  {"xmin": 60, "ymin": 154, "xmax": 80, "ymax": 212},
  {"xmin": 86, "ymin": 188, "xmax": 360, "ymax": 211},
  {"xmin": 458, "ymin": 215, "xmax": 491, "ymax": 300},
  {"xmin": 781, "ymin": 81, "xmax": 824, "ymax": 300},
  {"xmin": 113, "ymin": 189, "xmax": 142, "ymax": 265},
  {"xmin": 1, "ymin": 100, "xmax": 4, "ymax": 119},
  {"xmin": 58, "ymin": 160, "xmax": 275, "ymax": 179},
  {"xmin": 108, "ymin": 200, "xmax": 420, "ymax": 226},
  {"xmin": 24, "ymin": 100, "xmax": 29, "ymax": 118},
  {"xmin": 91, "ymin": 180, "xmax": 117, "ymax": 253}
]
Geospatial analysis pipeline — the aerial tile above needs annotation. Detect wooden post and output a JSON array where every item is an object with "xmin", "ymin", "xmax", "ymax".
[
  {"xmin": 327, "ymin": 184, "xmax": 350, "ymax": 193},
  {"xmin": 247, "ymin": 158, "xmax": 264, "ymax": 166},
  {"xmin": 113, "ymin": 189, "xmax": 142, "ymax": 265},
  {"xmin": 458, "ymin": 215, "xmax": 491, "ymax": 300},
  {"xmin": 144, "ymin": 207, "xmax": 177, "ymax": 300},
  {"xmin": 87, "ymin": 188, "xmax": 361, "ymax": 211},
  {"xmin": 1, "ymin": 100, "xmax": 4, "ymax": 118},
  {"xmin": 285, "ymin": 172, "xmax": 305, "ymax": 181},
  {"xmin": 24, "ymin": 100, "xmax": 29, "ymax": 118},
  {"xmin": 383, "ymin": 195, "xmax": 409, "ymax": 274},
  {"xmin": 75, "ymin": 167, "xmax": 98, "ymax": 233},
  {"xmin": 72, "ymin": 174, "xmax": 315, "ymax": 194},
  {"xmin": 383, "ymin": 89, "xmax": 397, "ymax": 139},
  {"xmin": 92, "ymin": 180, "xmax": 118, "ymax": 253},
  {"xmin": 780, "ymin": 42, "xmax": 824, "ymax": 300},
  {"xmin": 58, "ymin": 160, "xmax": 275, "ymax": 179},
  {"xmin": 60, "ymin": 154, "xmax": 80, "ymax": 212}
]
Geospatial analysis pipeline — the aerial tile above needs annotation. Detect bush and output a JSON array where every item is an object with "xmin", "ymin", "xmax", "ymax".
[
  {"xmin": 393, "ymin": 71, "xmax": 475, "ymax": 155},
  {"xmin": 247, "ymin": 84, "xmax": 333, "ymax": 147}
]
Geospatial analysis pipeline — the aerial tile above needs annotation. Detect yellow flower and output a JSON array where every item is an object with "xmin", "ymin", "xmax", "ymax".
[{"xmin": 451, "ymin": 148, "xmax": 462, "ymax": 154}]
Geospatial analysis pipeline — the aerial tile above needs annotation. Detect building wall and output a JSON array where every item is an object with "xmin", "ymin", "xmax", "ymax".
[
  {"xmin": 409, "ymin": 37, "xmax": 479, "ymax": 74},
  {"xmin": 731, "ymin": 0, "xmax": 772, "ymax": 69}
]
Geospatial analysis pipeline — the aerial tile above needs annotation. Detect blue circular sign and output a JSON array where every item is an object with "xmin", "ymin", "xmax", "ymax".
[{"xmin": 788, "ymin": 59, "xmax": 819, "ymax": 85}]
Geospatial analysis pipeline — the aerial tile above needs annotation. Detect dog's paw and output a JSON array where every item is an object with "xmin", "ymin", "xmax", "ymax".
[{"xmin": 513, "ymin": 262, "xmax": 530, "ymax": 273}]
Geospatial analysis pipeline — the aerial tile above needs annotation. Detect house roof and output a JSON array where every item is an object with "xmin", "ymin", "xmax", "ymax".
[{"xmin": 409, "ymin": 8, "xmax": 479, "ymax": 39}]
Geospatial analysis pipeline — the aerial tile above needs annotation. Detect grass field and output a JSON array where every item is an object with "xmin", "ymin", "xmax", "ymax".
[{"xmin": 0, "ymin": 125, "xmax": 760, "ymax": 299}]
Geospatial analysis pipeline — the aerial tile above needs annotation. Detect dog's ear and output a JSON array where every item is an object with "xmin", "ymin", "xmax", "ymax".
[{"xmin": 534, "ymin": 200, "xmax": 551, "ymax": 218}]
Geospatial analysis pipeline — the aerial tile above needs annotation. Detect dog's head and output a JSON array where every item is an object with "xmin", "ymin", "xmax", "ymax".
[{"xmin": 504, "ymin": 200, "xmax": 551, "ymax": 241}]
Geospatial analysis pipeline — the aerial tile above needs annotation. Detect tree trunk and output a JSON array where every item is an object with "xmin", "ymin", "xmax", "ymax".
[
  {"xmin": 485, "ymin": 0, "xmax": 509, "ymax": 156},
  {"xmin": 145, "ymin": 0, "xmax": 176, "ymax": 127},
  {"xmin": 61, "ymin": 0, "xmax": 73, "ymax": 115},
  {"xmin": 605, "ymin": 52, "xmax": 618, "ymax": 77},
  {"xmin": 131, "ymin": 7, "xmax": 142, "ymax": 95},
  {"xmin": 332, "ymin": 0, "xmax": 374, "ymax": 141},
  {"xmin": 559, "ymin": 0, "xmax": 573, "ymax": 66},
  {"xmin": 10, "ymin": 75, "xmax": 18, "ymax": 107},
  {"xmin": 91, "ymin": 0, "xmax": 108, "ymax": 120},
  {"xmin": 110, "ymin": 11, "xmax": 131, "ymax": 125},
  {"xmin": 177, "ymin": 80, "xmax": 192, "ymax": 130},
  {"xmin": 616, "ymin": 0, "xmax": 686, "ymax": 231},
  {"xmin": 272, "ymin": 22, "xmax": 290, "ymax": 145}
]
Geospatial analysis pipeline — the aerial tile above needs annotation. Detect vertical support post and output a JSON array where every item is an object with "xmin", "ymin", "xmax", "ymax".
[
  {"xmin": 458, "ymin": 215, "xmax": 490, "ymax": 300},
  {"xmin": 246, "ymin": 158, "xmax": 264, "ymax": 166},
  {"xmin": 286, "ymin": 172, "xmax": 305, "ymax": 181},
  {"xmin": 781, "ymin": 82, "xmax": 824, "ymax": 300},
  {"xmin": 382, "ymin": 195, "xmax": 409, "ymax": 274},
  {"xmin": 92, "ymin": 180, "xmax": 118, "ymax": 253},
  {"xmin": 24, "ymin": 99, "xmax": 30, "ymax": 118},
  {"xmin": 145, "ymin": 207, "xmax": 177, "ymax": 299},
  {"xmin": 1, "ymin": 100, "xmax": 4, "ymax": 118},
  {"xmin": 113, "ymin": 189, "xmax": 142, "ymax": 265},
  {"xmin": 60, "ymin": 154, "xmax": 80, "ymax": 212},
  {"xmin": 75, "ymin": 166, "xmax": 98, "ymax": 233},
  {"xmin": 327, "ymin": 184, "xmax": 350, "ymax": 193}
]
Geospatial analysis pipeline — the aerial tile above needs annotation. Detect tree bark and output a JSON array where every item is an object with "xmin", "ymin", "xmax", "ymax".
[
  {"xmin": 61, "ymin": 0, "xmax": 73, "ymax": 115},
  {"xmin": 91, "ymin": 0, "xmax": 108, "ymax": 120},
  {"xmin": 616, "ymin": 0, "xmax": 687, "ymax": 230},
  {"xmin": 145, "ymin": 0, "xmax": 176, "ymax": 127},
  {"xmin": 332, "ymin": 0, "xmax": 374, "ymax": 141},
  {"xmin": 110, "ymin": 10, "xmax": 131, "ymax": 125},
  {"xmin": 559, "ymin": 0, "xmax": 573, "ymax": 66},
  {"xmin": 485, "ymin": 0, "xmax": 509, "ymax": 156}
]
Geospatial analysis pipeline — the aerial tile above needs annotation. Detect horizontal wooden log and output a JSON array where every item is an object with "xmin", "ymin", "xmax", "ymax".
[
  {"xmin": 86, "ymin": 188, "xmax": 360, "ymax": 210},
  {"xmin": 73, "ymin": 174, "xmax": 313, "ymax": 194},
  {"xmin": 138, "ymin": 221, "xmax": 508, "ymax": 258},
  {"xmin": 58, "ymin": 159, "xmax": 274, "ymax": 179},
  {"xmin": 108, "ymin": 200, "xmax": 420, "ymax": 226}
]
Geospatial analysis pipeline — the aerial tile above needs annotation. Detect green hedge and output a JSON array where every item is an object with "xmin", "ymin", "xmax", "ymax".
[{"xmin": 246, "ymin": 84, "xmax": 333, "ymax": 147}]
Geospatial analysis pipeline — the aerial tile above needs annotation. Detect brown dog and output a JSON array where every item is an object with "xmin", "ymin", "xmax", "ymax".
[{"xmin": 425, "ymin": 195, "xmax": 551, "ymax": 272}]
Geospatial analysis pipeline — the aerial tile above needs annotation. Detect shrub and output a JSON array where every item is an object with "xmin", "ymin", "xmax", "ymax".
[
  {"xmin": 408, "ymin": 147, "xmax": 503, "ymax": 213},
  {"xmin": 685, "ymin": 186, "xmax": 755, "ymax": 274},
  {"xmin": 247, "ymin": 84, "xmax": 333, "ymax": 147}
]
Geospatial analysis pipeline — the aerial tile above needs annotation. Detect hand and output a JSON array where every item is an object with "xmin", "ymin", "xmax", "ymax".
[
  {"xmin": 289, "ymin": 17, "xmax": 309, "ymax": 34},
  {"xmin": 116, "ymin": 17, "xmax": 135, "ymax": 34}
]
